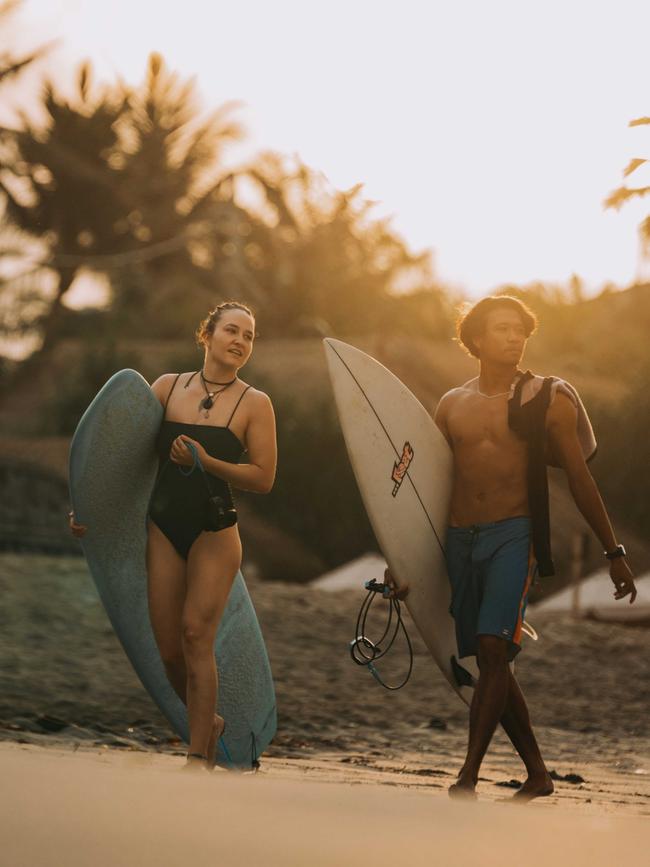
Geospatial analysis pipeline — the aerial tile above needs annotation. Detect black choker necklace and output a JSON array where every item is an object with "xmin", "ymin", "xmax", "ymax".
[
  {"xmin": 198, "ymin": 371, "xmax": 237, "ymax": 418},
  {"xmin": 201, "ymin": 371, "xmax": 238, "ymax": 386}
]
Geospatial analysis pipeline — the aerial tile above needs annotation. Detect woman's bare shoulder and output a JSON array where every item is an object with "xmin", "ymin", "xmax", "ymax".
[
  {"xmin": 238, "ymin": 383, "xmax": 274, "ymax": 414},
  {"xmin": 150, "ymin": 372, "xmax": 184, "ymax": 406}
]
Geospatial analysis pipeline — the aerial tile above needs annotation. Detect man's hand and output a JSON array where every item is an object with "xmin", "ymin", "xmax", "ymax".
[
  {"xmin": 610, "ymin": 558, "xmax": 637, "ymax": 604},
  {"xmin": 384, "ymin": 567, "xmax": 409, "ymax": 600}
]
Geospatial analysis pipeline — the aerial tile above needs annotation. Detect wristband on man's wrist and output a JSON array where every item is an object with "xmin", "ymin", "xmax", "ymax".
[{"xmin": 604, "ymin": 544, "xmax": 626, "ymax": 560}]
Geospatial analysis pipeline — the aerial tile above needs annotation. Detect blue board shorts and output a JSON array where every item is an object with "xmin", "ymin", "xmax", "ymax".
[{"xmin": 445, "ymin": 516, "xmax": 536, "ymax": 661}]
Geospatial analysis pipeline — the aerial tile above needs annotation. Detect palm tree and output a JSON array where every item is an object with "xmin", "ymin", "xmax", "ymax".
[
  {"xmin": 0, "ymin": 62, "xmax": 128, "ymax": 352},
  {"xmin": 0, "ymin": 52, "xmax": 252, "ymax": 354},
  {"xmin": 108, "ymin": 53, "xmax": 258, "ymax": 336},
  {"xmin": 604, "ymin": 115, "xmax": 650, "ymax": 252}
]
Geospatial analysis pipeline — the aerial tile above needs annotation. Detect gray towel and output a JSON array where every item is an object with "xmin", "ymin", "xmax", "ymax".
[{"xmin": 515, "ymin": 373, "xmax": 597, "ymax": 464}]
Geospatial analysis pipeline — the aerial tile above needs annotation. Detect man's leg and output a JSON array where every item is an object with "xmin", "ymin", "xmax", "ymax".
[
  {"xmin": 499, "ymin": 672, "xmax": 554, "ymax": 800},
  {"xmin": 455, "ymin": 665, "xmax": 554, "ymax": 801},
  {"xmin": 449, "ymin": 634, "xmax": 510, "ymax": 798}
]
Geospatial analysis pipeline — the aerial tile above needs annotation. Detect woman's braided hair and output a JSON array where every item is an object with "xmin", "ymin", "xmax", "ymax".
[{"xmin": 196, "ymin": 301, "xmax": 256, "ymax": 347}]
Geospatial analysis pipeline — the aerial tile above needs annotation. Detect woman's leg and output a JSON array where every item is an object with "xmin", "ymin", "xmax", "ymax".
[
  {"xmin": 146, "ymin": 519, "xmax": 187, "ymax": 700},
  {"xmin": 183, "ymin": 525, "xmax": 241, "ymax": 760}
]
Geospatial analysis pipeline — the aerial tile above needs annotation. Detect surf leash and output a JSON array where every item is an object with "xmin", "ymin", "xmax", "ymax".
[
  {"xmin": 219, "ymin": 735, "xmax": 234, "ymax": 769},
  {"xmin": 349, "ymin": 579, "xmax": 413, "ymax": 690},
  {"xmin": 178, "ymin": 440, "xmax": 204, "ymax": 476}
]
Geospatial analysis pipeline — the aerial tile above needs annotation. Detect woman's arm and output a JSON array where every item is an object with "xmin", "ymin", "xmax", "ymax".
[{"xmin": 171, "ymin": 391, "xmax": 277, "ymax": 494}]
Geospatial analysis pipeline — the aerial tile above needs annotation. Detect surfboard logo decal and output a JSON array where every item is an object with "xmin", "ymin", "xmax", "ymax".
[{"xmin": 391, "ymin": 442, "xmax": 414, "ymax": 497}]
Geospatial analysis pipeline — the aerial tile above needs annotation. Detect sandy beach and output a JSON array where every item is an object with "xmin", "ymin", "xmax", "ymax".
[
  {"xmin": 1, "ymin": 551, "xmax": 649, "ymax": 864},
  {"xmin": 2, "ymin": 742, "xmax": 649, "ymax": 867}
]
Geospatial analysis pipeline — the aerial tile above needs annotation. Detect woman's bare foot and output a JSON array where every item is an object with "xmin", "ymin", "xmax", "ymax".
[
  {"xmin": 183, "ymin": 752, "xmax": 209, "ymax": 772},
  {"xmin": 207, "ymin": 714, "xmax": 226, "ymax": 767},
  {"xmin": 511, "ymin": 771, "xmax": 554, "ymax": 803}
]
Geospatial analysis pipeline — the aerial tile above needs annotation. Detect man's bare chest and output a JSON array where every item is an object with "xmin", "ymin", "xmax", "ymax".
[{"xmin": 447, "ymin": 397, "xmax": 522, "ymax": 450}]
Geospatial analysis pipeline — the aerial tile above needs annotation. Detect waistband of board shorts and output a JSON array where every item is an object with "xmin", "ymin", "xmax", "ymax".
[{"xmin": 446, "ymin": 515, "xmax": 531, "ymax": 535}]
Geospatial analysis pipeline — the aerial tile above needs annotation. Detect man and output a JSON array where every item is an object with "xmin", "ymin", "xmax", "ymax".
[{"xmin": 432, "ymin": 294, "xmax": 637, "ymax": 802}]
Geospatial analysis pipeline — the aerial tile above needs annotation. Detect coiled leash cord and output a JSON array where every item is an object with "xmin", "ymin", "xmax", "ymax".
[{"xmin": 349, "ymin": 579, "xmax": 413, "ymax": 690}]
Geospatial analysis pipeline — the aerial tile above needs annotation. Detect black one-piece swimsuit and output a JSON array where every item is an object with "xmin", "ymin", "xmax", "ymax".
[{"xmin": 148, "ymin": 373, "xmax": 250, "ymax": 560}]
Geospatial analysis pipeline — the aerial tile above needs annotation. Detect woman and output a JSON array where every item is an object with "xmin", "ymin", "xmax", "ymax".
[{"xmin": 71, "ymin": 301, "xmax": 277, "ymax": 769}]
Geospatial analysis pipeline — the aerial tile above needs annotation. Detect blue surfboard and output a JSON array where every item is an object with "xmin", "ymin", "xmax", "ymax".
[{"xmin": 69, "ymin": 369, "xmax": 277, "ymax": 768}]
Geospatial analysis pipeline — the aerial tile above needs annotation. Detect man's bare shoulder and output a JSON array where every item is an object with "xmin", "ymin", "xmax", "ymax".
[
  {"xmin": 546, "ymin": 389, "xmax": 578, "ymax": 428},
  {"xmin": 437, "ymin": 382, "xmax": 474, "ymax": 410},
  {"xmin": 434, "ymin": 385, "xmax": 473, "ymax": 433}
]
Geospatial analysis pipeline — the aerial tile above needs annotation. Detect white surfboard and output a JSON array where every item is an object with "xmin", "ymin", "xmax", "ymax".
[{"xmin": 324, "ymin": 338, "xmax": 481, "ymax": 704}]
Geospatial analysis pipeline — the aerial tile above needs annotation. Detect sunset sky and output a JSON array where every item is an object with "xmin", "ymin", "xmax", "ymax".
[{"xmin": 11, "ymin": 0, "xmax": 650, "ymax": 296}]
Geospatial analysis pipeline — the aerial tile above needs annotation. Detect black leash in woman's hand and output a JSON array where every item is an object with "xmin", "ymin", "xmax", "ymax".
[{"xmin": 349, "ymin": 579, "xmax": 413, "ymax": 690}]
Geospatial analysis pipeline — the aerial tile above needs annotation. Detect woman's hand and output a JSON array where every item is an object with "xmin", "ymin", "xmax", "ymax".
[
  {"xmin": 68, "ymin": 511, "xmax": 87, "ymax": 538},
  {"xmin": 169, "ymin": 435, "xmax": 207, "ymax": 468}
]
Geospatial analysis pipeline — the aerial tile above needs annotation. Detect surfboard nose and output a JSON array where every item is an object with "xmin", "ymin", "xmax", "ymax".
[
  {"xmin": 322, "ymin": 337, "xmax": 364, "ymax": 365},
  {"xmin": 322, "ymin": 337, "xmax": 346, "ymax": 352}
]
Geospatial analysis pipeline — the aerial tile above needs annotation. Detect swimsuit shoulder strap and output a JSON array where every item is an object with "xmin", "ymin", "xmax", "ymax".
[
  {"xmin": 162, "ymin": 373, "xmax": 183, "ymax": 419},
  {"xmin": 183, "ymin": 370, "xmax": 199, "ymax": 390},
  {"xmin": 226, "ymin": 385, "xmax": 252, "ymax": 428}
]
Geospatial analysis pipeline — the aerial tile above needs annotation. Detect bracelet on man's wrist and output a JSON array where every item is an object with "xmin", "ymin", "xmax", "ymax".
[{"xmin": 604, "ymin": 544, "xmax": 626, "ymax": 560}]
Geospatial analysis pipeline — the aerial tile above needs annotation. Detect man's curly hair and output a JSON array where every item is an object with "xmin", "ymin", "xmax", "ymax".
[{"xmin": 456, "ymin": 295, "xmax": 537, "ymax": 359}]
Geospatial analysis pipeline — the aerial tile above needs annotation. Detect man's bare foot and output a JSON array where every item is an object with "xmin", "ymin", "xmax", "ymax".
[
  {"xmin": 511, "ymin": 772, "xmax": 554, "ymax": 803},
  {"xmin": 448, "ymin": 777, "xmax": 478, "ymax": 800},
  {"xmin": 207, "ymin": 714, "xmax": 226, "ymax": 768}
]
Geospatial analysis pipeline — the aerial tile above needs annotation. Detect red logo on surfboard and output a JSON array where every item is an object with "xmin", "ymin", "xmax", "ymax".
[{"xmin": 391, "ymin": 442, "xmax": 414, "ymax": 497}]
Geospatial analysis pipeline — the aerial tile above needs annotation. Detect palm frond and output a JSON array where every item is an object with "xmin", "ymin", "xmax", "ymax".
[
  {"xmin": 623, "ymin": 158, "xmax": 647, "ymax": 178},
  {"xmin": 640, "ymin": 215, "xmax": 650, "ymax": 247},
  {"xmin": 603, "ymin": 185, "xmax": 650, "ymax": 210}
]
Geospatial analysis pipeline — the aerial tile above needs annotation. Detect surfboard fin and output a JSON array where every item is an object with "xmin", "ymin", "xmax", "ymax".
[
  {"xmin": 450, "ymin": 655, "xmax": 476, "ymax": 689},
  {"xmin": 521, "ymin": 620, "xmax": 539, "ymax": 641}
]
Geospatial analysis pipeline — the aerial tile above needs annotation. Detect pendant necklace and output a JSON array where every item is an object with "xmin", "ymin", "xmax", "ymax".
[
  {"xmin": 198, "ymin": 370, "xmax": 237, "ymax": 418},
  {"xmin": 476, "ymin": 371, "xmax": 521, "ymax": 399},
  {"xmin": 476, "ymin": 388, "xmax": 510, "ymax": 399}
]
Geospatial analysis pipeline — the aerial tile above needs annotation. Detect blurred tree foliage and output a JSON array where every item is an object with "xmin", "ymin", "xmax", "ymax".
[
  {"xmin": 0, "ymin": 0, "xmax": 48, "ymax": 87},
  {"xmin": 0, "ymin": 52, "xmax": 451, "ymax": 363},
  {"xmin": 239, "ymin": 367, "xmax": 377, "ymax": 568},
  {"xmin": 41, "ymin": 340, "xmax": 140, "ymax": 436},
  {"xmin": 588, "ymin": 361, "xmax": 650, "ymax": 544},
  {"xmin": 0, "ymin": 54, "xmax": 247, "ymax": 353},
  {"xmin": 241, "ymin": 153, "xmax": 450, "ymax": 337},
  {"xmin": 0, "ymin": 63, "xmax": 128, "ymax": 351}
]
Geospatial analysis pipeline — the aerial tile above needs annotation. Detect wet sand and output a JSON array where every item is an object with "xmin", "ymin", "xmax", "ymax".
[{"xmin": 1, "ymin": 551, "xmax": 649, "ymax": 841}]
